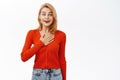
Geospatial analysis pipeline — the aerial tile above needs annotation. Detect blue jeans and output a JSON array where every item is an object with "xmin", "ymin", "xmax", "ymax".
[{"xmin": 32, "ymin": 68, "xmax": 63, "ymax": 80}]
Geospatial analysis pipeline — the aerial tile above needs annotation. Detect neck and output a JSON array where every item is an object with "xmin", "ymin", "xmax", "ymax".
[{"xmin": 42, "ymin": 26, "xmax": 48, "ymax": 32}]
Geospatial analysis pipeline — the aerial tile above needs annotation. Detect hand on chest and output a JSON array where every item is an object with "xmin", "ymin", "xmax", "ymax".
[{"xmin": 40, "ymin": 30, "xmax": 55, "ymax": 45}]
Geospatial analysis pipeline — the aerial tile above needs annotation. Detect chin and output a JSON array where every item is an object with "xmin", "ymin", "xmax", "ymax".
[
  {"xmin": 43, "ymin": 25, "xmax": 50, "ymax": 27},
  {"xmin": 44, "ymin": 23, "xmax": 52, "ymax": 27}
]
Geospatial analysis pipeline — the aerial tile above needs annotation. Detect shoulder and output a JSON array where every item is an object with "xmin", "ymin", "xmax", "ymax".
[
  {"xmin": 55, "ymin": 30, "xmax": 66, "ymax": 41},
  {"xmin": 27, "ymin": 29, "xmax": 38, "ymax": 34},
  {"xmin": 55, "ymin": 30, "xmax": 66, "ymax": 37},
  {"xmin": 26, "ymin": 29, "xmax": 39, "ymax": 38}
]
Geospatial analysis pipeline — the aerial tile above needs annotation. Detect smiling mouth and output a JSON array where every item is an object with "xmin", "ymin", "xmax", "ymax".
[{"xmin": 44, "ymin": 20, "xmax": 50, "ymax": 23}]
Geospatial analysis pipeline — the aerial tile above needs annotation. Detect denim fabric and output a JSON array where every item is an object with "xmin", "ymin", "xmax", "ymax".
[{"xmin": 32, "ymin": 68, "xmax": 62, "ymax": 80}]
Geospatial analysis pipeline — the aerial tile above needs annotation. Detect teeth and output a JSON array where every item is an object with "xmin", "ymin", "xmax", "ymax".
[{"xmin": 44, "ymin": 21, "xmax": 50, "ymax": 23}]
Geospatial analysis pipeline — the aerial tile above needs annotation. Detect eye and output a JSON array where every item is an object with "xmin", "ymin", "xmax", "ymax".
[
  {"xmin": 41, "ymin": 13, "xmax": 46, "ymax": 16},
  {"xmin": 48, "ymin": 13, "xmax": 53, "ymax": 16}
]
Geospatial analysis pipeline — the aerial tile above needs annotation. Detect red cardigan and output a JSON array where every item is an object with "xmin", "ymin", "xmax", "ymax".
[{"xmin": 21, "ymin": 29, "xmax": 66, "ymax": 80}]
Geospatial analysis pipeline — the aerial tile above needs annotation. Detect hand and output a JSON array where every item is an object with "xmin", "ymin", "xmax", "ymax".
[{"xmin": 40, "ymin": 30, "xmax": 54, "ymax": 45}]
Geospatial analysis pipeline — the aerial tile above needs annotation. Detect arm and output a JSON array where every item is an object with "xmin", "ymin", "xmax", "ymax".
[
  {"xmin": 21, "ymin": 30, "xmax": 44, "ymax": 62},
  {"xmin": 59, "ymin": 33, "xmax": 67, "ymax": 80}
]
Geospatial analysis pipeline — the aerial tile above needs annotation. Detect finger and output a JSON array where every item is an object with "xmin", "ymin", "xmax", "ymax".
[
  {"xmin": 48, "ymin": 39, "xmax": 54, "ymax": 42},
  {"xmin": 48, "ymin": 36, "xmax": 54, "ymax": 41},
  {"xmin": 46, "ymin": 35, "xmax": 54, "ymax": 39}
]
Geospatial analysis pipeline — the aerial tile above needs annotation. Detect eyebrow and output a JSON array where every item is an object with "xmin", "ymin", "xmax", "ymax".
[
  {"xmin": 48, "ymin": 12, "xmax": 52, "ymax": 13},
  {"xmin": 41, "ymin": 11, "xmax": 52, "ymax": 13}
]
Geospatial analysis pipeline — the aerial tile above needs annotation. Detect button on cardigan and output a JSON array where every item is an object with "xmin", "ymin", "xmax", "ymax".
[{"xmin": 21, "ymin": 29, "xmax": 66, "ymax": 80}]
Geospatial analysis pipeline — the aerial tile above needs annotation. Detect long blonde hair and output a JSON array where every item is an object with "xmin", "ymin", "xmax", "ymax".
[{"xmin": 38, "ymin": 3, "xmax": 57, "ymax": 34}]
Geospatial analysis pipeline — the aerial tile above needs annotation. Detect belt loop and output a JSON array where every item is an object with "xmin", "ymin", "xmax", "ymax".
[{"xmin": 48, "ymin": 69, "xmax": 53, "ymax": 73}]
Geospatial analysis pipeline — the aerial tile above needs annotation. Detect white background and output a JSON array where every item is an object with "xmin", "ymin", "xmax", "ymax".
[{"xmin": 0, "ymin": 0, "xmax": 120, "ymax": 80}]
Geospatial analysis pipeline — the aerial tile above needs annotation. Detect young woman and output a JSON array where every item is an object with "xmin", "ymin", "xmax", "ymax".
[{"xmin": 21, "ymin": 3, "xmax": 66, "ymax": 80}]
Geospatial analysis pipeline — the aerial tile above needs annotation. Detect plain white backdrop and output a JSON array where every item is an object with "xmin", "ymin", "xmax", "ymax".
[{"xmin": 0, "ymin": 0, "xmax": 120, "ymax": 80}]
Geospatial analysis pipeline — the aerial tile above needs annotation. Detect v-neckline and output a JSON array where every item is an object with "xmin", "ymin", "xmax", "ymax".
[{"xmin": 37, "ymin": 29, "xmax": 57, "ymax": 39}]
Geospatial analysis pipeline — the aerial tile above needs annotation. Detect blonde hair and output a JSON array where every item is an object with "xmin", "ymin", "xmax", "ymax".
[{"xmin": 38, "ymin": 3, "xmax": 57, "ymax": 33}]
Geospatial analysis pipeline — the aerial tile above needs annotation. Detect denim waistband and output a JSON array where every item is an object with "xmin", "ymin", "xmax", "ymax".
[
  {"xmin": 32, "ymin": 68, "xmax": 62, "ymax": 80},
  {"xmin": 33, "ymin": 68, "xmax": 61, "ymax": 73}
]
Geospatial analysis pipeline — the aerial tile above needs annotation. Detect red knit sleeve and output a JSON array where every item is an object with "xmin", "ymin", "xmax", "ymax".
[
  {"xmin": 59, "ymin": 33, "xmax": 67, "ymax": 80},
  {"xmin": 21, "ymin": 30, "xmax": 44, "ymax": 62}
]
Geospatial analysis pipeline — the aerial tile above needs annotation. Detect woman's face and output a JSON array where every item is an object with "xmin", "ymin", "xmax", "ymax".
[{"xmin": 39, "ymin": 7, "xmax": 53, "ymax": 27}]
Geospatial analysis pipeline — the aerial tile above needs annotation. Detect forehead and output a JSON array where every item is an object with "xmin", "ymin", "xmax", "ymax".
[{"xmin": 41, "ymin": 7, "xmax": 52, "ymax": 13}]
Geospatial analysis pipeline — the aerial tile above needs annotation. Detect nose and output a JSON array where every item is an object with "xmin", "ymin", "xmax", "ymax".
[{"xmin": 45, "ymin": 14, "xmax": 49, "ymax": 19}]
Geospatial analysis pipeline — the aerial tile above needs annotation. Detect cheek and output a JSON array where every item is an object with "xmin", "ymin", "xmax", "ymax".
[
  {"xmin": 39, "ymin": 15, "xmax": 44, "ymax": 19},
  {"xmin": 39, "ymin": 16, "xmax": 43, "ymax": 20},
  {"xmin": 50, "ymin": 17, "xmax": 54, "ymax": 22}
]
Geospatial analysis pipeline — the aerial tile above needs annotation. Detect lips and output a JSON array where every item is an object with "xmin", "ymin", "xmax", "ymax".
[
  {"xmin": 44, "ymin": 20, "xmax": 50, "ymax": 23},
  {"xmin": 41, "ymin": 19, "xmax": 53, "ymax": 26}
]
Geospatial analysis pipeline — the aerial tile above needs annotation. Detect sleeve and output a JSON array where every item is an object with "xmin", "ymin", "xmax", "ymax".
[
  {"xmin": 59, "ymin": 33, "xmax": 67, "ymax": 80},
  {"xmin": 21, "ymin": 30, "xmax": 44, "ymax": 62}
]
